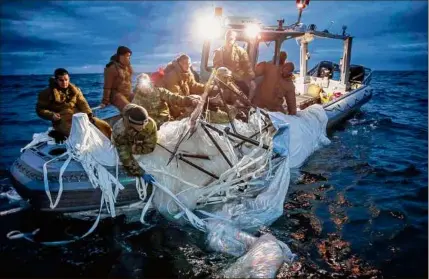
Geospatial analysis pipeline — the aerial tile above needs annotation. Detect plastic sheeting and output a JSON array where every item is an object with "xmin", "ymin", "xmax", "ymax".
[
  {"xmin": 268, "ymin": 105, "xmax": 331, "ymax": 168},
  {"xmin": 26, "ymin": 104, "xmax": 329, "ymax": 278},
  {"xmin": 43, "ymin": 113, "xmax": 124, "ymax": 216},
  {"xmin": 136, "ymin": 111, "xmax": 274, "ymax": 222},
  {"xmin": 136, "ymin": 105, "xmax": 329, "ymax": 231},
  {"xmin": 132, "ymin": 105, "xmax": 329, "ymax": 277},
  {"xmin": 66, "ymin": 113, "xmax": 124, "ymax": 216},
  {"xmin": 206, "ymin": 220, "xmax": 257, "ymax": 257},
  {"xmin": 222, "ymin": 234, "xmax": 295, "ymax": 278},
  {"xmin": 68, "ymin": 113, "xmax": 118, "ymax": 167},
  {"xmin": 20, "ymin": 128, "xmax": 55, "ymax": 152}
]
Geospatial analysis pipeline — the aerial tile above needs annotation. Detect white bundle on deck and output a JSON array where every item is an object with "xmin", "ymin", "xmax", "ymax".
[{"xmin": 43, "ymin": 113, "xmax": 123, "ymax": 216}]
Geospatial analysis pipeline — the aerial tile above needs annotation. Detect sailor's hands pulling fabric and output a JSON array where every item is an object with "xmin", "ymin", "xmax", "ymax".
[
  {"xmin": 142, "ymin": 173, "xmax": 155, "ymax": 184},
  {"xmin": 87, "ymin": 113, "xmax": 95, "ymax": 124},
  {"xmin": 126, "ymin": 162, "xmax": 145, "ymax": 177}
]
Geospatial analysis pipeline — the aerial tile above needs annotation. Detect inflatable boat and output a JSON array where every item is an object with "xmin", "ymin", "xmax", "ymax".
[{"xmin": 10, "ymin": 8, "xmax": 373, "ymax": 214}]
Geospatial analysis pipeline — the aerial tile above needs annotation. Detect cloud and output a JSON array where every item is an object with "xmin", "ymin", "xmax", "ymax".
[
  {"xmin": 1, "ymin": 30, "xmax": 70, "ymax": 52},
  {"xmin": 388, "ymin": 42, "xmax": 428, "ymax": 51},
  {"xmin": 0, "ymin": 1, "xmax": 427, "ymax": 75}
]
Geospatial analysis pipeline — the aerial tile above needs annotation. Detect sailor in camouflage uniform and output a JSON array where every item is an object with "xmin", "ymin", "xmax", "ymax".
[
  {"xmin": 111, "ymin": 104, "xmax": 157, "ymax": 181},
  {"xmin": 213, "ymin": 30, "xmax": 256, "ymax": 96},
  {"xmin": 132, "ymin": 73, "xmax": 200, "ymax": 128}
]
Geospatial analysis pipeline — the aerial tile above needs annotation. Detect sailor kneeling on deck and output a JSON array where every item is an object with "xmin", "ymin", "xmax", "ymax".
[
  {"xmin": 36, "ymin": 68, "xmax": 112, "ymax": 142},
  {"xmin": 111, "ymin": 104, "xmax": 157, "ymax": 183}
]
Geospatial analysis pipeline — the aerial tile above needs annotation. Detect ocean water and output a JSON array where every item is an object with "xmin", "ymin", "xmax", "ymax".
[{"xmin": 0, "ymin": 71, "xmax": 427, "ymax": 278}]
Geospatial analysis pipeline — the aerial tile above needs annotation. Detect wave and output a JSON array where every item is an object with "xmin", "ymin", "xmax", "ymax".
[
  {"xmin": 0, "ymin": 118, "xmax": 46, "ymax": 126},
  {"xmin": 16, "ymin": 91, "xmax": 36, "ymax": 98},
  {"xmin": 30, "ymin": 84, "xmax": 46, "ymax": 89},
  {"xmin": 395, "ymin": 81, "xmax": 414, "ymax": 86},
  {"xmin": 0, "ymin": 139, "xmax": 32, "ymax": 148},
  {"xmin": 373, "ymin": 164, "xmax": 422, "ymax": 178},
  {"xmin": 348, "ymin": 115, "xmax": 428, "ymax": 134},
  {"xmin": 2, "ymin": 83, "xmax": 25, "ymax": 89},
  {"xmin": 348, "ymin": 117, "xmax": 392, "ymax": 127},
  {"xmin": 0, "ymin": 112, "xmax": 18, "ymax": 117}
]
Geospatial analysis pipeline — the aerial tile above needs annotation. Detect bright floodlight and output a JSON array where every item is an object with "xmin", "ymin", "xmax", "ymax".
[
  {"xmin": 195, "ymin": 15, "xmax": 222, "ymax": 40},
  {"xmin": 137, "ymin": 77, "xmax": 151, "ymax": 89},
  {"xmin": 245, "ymin": 23, "xmax": 261, "ymax": 39}
]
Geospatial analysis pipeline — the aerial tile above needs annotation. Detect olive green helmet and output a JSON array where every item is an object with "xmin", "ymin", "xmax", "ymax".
[{"xmin": 215, "ymin": 67, "xmax": 233, "ymax": 83}]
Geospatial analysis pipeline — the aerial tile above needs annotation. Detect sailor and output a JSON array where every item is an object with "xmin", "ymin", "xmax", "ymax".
[
  {"xmin": 279, "ymin": 51, "xmax": 288, "ymax": 65},
  {"xmin": 252, "ymin": 61, "xmax": 297, "ymax": 115},
  {"xmin": 100, "ymin": 46, "xmax": 134, "ymax": 112},
  {"xmin": 36, "ymin": 68, "xmax": 112, "ymax": 142},
  {"xmin": 111, "ymin": 104, "xmax": 157, "ymax": 183},
  {"xmin": 133, "ymin": 73, "xmax": 201, "ymax": 128},
  {"xmin": 161, "ymin": 54, "xmax": 206, "ymax": 119},
  {"xmin": 213, "ymin": 30, "xmax": 256, "ymax": 97}
]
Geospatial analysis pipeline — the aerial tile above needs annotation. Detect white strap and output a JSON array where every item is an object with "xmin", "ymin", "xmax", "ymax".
[{"xmin": 43, "ymin": 151, "xmax": 70, "ymax": 209}]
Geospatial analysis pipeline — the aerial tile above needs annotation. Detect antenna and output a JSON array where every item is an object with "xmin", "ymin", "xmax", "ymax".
[
  {"xmin": 342, "ymin": 25, "xmax": 348, "ymax": 36},
  {"xmin": 295, "ymin": 0, "xmax": 310, "ymax": 25},
  {"xmin": 277, "ymin": 19, "xmax": 285, "ymax": 31},
  {"xmin": 323, "ymin": 20, "xmax": 334, "ymax": 33}
]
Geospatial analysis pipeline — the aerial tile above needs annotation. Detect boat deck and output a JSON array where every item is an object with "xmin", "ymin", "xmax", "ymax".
[{"xmin": 296, "ymin": 94, "xmax": 321, "ymax": 110}]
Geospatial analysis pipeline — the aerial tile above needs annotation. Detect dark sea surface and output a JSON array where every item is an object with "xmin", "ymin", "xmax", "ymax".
[{"xmin": 0, "ymin": 71, "xmax": 427, "ymax": 278}]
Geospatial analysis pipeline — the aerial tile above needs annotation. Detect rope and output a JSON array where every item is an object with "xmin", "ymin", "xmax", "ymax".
[
  {"xmin": 136, "ymin": 177, "xmax": 148, "ymax": 201},
  {"xmin": 152, "ymin": 180, "xmax": 206, "ymax": 232},
  {"xmin": 140, "ymin": 186, "xmax": 155, "ymax": 224},
  {"xmin": 7, "ymin": 196, "xmax": 104, "ymax": 246},
  {"xmin": 43, "ymin": 151, "xmax": 70, "ymax": 209}
]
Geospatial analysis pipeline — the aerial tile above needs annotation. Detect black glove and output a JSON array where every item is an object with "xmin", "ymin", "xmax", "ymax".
[
  {"xmin": 87, "ymin": 113, "xmax": 95, "ymax": 124},
  {"xmin": 48, "ymin": 130, "xmax": 68, "ymax": 144}
]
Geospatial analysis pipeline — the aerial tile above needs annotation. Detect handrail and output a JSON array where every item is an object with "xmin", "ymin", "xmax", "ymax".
[
  {"xmin": 91, "ymin": 105, "xmax": 103, "ymax": 111},
  {"xmin": 362, "ymin": 69, "xmax": 372, "ymax": 85}
]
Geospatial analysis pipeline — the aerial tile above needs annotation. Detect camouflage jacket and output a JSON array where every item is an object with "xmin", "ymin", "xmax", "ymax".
[
  {"xmin": 112, "ymin": 115, "xmax": 158, "ymax": 177},
  {"xmin": 132, "ymin": 86, "xmax": 193, "ymax": 128},
  {"xmin": 36, "ymin": 80, "xmax": 92, "ymax": 136},
  {"xmin": 213, "ymin": 44, "xmax": 255, "ymax": 82}
]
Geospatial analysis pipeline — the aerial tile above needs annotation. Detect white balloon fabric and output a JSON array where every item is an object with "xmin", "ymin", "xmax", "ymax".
[
  {"xmin": 268, "ymin": 105, "xmax": 331, "ymax": 168},
  {"xmin": 35, "ymin": 105, "xmax": 329, "ymax": 278}
]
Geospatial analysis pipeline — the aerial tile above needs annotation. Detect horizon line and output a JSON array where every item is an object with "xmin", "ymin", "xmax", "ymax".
[{"xmin": 1, "ymin": 69, "xmax": 428, "ymax": 77}]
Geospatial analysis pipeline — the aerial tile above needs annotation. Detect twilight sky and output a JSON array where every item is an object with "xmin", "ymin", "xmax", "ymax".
[{"xmin": 0, "ymin": 1, "xmax": 427, "ymax": 75}]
